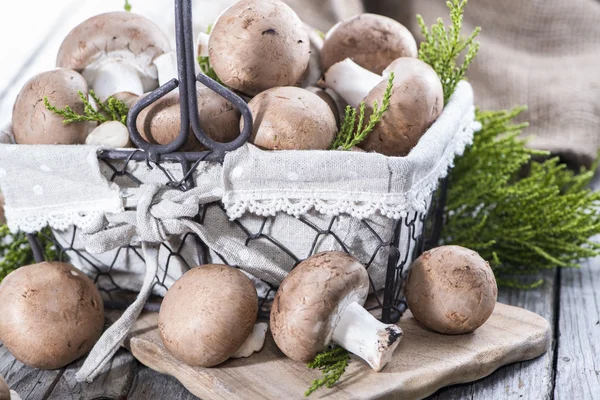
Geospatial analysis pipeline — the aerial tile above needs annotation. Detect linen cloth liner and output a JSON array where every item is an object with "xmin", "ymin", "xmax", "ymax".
[{"xmin": 0, "ymin": 81, "xmax": 476, "ymax": 381}]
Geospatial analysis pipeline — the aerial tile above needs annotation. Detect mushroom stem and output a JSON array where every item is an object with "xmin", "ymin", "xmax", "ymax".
[
  {"xmin": 323, "ymin": 58, "xmax": 383, "ymax": 108},
  {"xmin": 231, "ymin": 322, "xmax": 268, "ymax": 358},
  {"xmin": 197, "ymin": 32, "xmax": 210, "ymax": 57},
  {"xmin": 153, "ymin": 52, "xmax": 179, "ymax": 87},
  {"xmin": 331, "ymin": 302, "xmax": 402, "ymax": 372},
  {"xmin": 83, "ymin": 59, "xmax": 145, "ymax": 102}
]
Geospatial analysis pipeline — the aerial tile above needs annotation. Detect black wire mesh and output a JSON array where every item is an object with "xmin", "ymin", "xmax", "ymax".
[{"xmin": 28, "ymin": 154, "xmax": 445, "ymax": 323}]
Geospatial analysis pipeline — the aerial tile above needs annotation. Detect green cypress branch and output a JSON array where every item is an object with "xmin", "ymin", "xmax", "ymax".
[
  {"xmin": 124, "ymin": 0, "xmax": 132, "ymax": 12},
  {"xmin": 330, "ymin": 73, "xmax": 394, "ymax": 150},
  {"xmin": 442, "ymin": 108, "xmax": 600, "ymax": 287},
  {"xmin": 305, "ymin": 346, "xmax": 351, "ymax": 396},
  {"xmin": 0, "ymin": 226, "xmax": 57, "ymax": 282},
  {"xmin": 44, "ymin": 90, "xmax": 130, "ymax": 125},
  {"xmin": 417, "ymin": 0, "xmax": 480, "ymax": 104}
]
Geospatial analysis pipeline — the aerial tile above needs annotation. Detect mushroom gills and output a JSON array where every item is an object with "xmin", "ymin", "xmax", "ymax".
[
  {"xmin": 231, "ymin": 322, "xmax": 268, "ymax": 358},
  {"xmin": 82, "ymin": 51, "xmax": 157, "ymax": 101},
  {"xmin": 331, "ymin": 302, "xmax": 403, "ymax": 372}
]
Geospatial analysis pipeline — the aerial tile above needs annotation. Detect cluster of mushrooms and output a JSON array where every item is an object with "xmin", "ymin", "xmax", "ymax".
[
  {"xmin": 11, "ymin": 0, "xmax": 443, "ymax": 156},
  {"xmin": 0, "ymin": 245, "xmax": 497, "ymax": 386}
]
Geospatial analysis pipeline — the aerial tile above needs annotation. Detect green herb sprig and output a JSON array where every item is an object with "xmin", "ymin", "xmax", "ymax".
[
  {"xmin": 330, "ymin": 72, "xmax": 394, "ymax": 150},
  {"xmin": 124, "ymin": 0, "xmax": 132, "ymax": 12},
  {"xmin": 305, "ymin": 346, "xmax": 351, "ymax": 396},
  {"xmin": 417, "ymin": 0, "xmax": 480, "ymax": 104},
  {"xmin": 443, "ymin": 108, "xmax": 600, "ymax": 287},
  {"xmin": 0, "ymin": 226, "xmax": 57, "ymax": 282},
  {"xmin": 197, "ymin": 25, "xmax": 223, "ymax": 85},
  {"xmin": 44, "ymin": 90, "xmax": 129, "ymax": 125}
]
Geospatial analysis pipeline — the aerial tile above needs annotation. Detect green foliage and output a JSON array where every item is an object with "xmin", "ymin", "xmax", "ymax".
[
  {"xmin": 330, "ymin": 73, "xmax": 394, "ymax": 150},
  {"xmin": 44, "ymin": 90, "xmax": 130, "ymax": 125},
  {"xmin": 124, "ymin": 0, "xmax": 132, "ymax": 12},
  {"xmin": 417, "ymin": 0, "xmax": 480, "ymax": 104},
  {"xmin": 197, "ymin": 24, "xmax": 223, "ymax": 85},
  {"xmin": 442, "ymin": 108, "xmax": 600, "ymax": 287},
  {"xmin": 316, "ymin": 29, "xmax": 325, "ymax": 40},
  {"xmin": 305, "ymin": 346, "xmax": 351, "ymax": 396},
  {"xmin": 0, "ymin": 226, "xmax": 57, "ymax": 282}
]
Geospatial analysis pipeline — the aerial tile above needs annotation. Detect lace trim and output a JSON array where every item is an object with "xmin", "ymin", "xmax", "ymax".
[
  {"xmin": 5, "ymin": 199, "xmax": 123, "ymax": 234},
  {"xmin": 224, "ymin": 108, "xmax": 479, "ymax": 221}
]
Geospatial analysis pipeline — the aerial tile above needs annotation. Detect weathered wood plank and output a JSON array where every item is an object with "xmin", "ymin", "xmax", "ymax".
[
  {"xmin": 123, "ymin": 303, "xmax": 549, "ymax": 400},
  {"xmin": 0, "ymin": 343, "xmax": 64, "ymax": 400},
  {"xmin": 128, "ymin": 366, "xmax": 199, "ymax": 400},
  {"xmin": 553, "ymin": 257, "xmax": 600, "ymax": 399},
  {"xmin": 45, "ymin": 349, "xmax": 138, "ymax": 400},
  {"xmin": 429, "ymin": 269, "xmax": 557, "ymax": 400}
]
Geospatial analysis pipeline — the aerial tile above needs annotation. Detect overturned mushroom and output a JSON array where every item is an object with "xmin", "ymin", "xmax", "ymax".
[
  {"xmin": 12, "ymin": 69, "xmax": 89, "ymax": 145},
  {"xmin": 324, "ymin": 57, "xmax": 443, "ymax": 156},
  {"xmin": 321, "ymin": 14, "xmax": 417, "ymax": 74},
  {"xmin": 159, "ymin": 265, "xmax": 258, "ymax": 367},
  {"xmin": 271, "ymin": 252, "xmax": 402, "ymax": 371},
  {"xmin": 242, "ymin": 86, "xmax": 337, "ymax": 150},
  {"xmin": 86, "ymin": 121, "xmax": 131, "ymax": 148},
  {"xmin": 208, "ymin": 0, "xmax": 310, "ymax": 96},
  {"xmin": 406, "ymin": 246, "xmax": 498, "ymax": 334},
  {"xmin": 56, "ymin": 12, "xmax": 171, "ymax": 101},
  {"xmin": 0, "ymin": 262, "xmax": 104, "ymax": 370}
]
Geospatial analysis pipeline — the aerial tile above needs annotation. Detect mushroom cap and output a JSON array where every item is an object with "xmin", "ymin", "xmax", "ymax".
[
  {"xmin": 321, "ymin": 14, "xmax": 417, "ymax": 74},
  {"xmin": 270, "ymin": 252, "xmax": 369, "ymax": 362},
  {"xmin": 306, "ymin": 87, "xmax": 345, "ymax": 128},
  {"xmin": 0, "ymin": 262, "xmax": 105, "ymax": 369},
  {"xmin": 56, "ymin": 12, "xmax": 170, "ymax": 72},
  {"xmin": 135, "ymin": 88, "xmax": 241, "ymax": 151},
  {"xmin": 158, "ymin": 264, "xmax": 258, "ymax": 367},
  {"xmin": 405, "ymin": 246, "xmax": 498, "ymax": 335},
  {"xmin": 209, "ymin": 0, "xmax": 310, "ymax": 96},
  {"xmin": 0, "ymin": 376, "xmax": 8, "ymax": 400},
  {"xmin": 358, "ymin": 57, "xmax": 443, "ymax": 156},
  {"xmin": 242, "ymin": 86, "xmax": 337, "ymax": 150},
  {"xmin": 12, "ymin": 69, "xmax": 89, "ymax": 145}
]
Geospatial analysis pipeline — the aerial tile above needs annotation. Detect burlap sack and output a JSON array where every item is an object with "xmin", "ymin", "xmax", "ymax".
[{"xmin": 367, "ymin": 0, "xmax": 600, "ymax": 167}]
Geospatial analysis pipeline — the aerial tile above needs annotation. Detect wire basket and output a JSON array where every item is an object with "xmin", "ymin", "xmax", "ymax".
[{"xmin": 17, "ymin": 0, "xmax": 455, "ymax": 325}]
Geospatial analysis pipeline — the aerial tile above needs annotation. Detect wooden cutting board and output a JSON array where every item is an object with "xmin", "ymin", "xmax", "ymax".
[{"xmin": 122, "ymin": 303, "xmax": 550, "ymax": 400}]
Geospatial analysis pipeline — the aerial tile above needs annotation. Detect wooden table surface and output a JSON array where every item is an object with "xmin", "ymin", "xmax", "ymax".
[{"xmin": 0, "ymin": 1, "xmax": 599, "ymax": 399}]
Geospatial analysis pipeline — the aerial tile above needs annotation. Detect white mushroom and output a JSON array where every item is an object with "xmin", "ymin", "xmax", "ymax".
[
  {"xmin": 270, "ymin": 252, "xmax": 402, "ymax": 372},
  {"xmin": 231, "ymin": 322, "xmax": 268, "ymax": 358},
  {"xmin": 85, "ymin": 121, "xmax": 131, "ymax": 148},
  {"xmin": 56, "ymin": 12, "xmax": 171, "ymax": 101}
]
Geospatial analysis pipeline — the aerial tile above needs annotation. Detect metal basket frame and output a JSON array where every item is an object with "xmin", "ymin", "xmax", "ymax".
[{"xmin": 26, "ymin": 0, "xmax": 446, "ymax": 324}]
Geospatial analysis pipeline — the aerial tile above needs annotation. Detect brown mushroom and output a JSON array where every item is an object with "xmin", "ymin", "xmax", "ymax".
[
  {"xmin": 0, "ymin": 376, "xmax": 9, "ymax": 400},
  {"xmin": 12, "ymin": 69, "xmax": 89, "ymax": 145},
  {"xmin": 405, "ymin": 245, "xmax": 498, "ymax": 334},
  {"xmin": 271, "ymin": 252, "xmax": 402, "ymax": 371},
  {"xmin": 158, "ymin": 264, "xmax": 258, "ymax": 367},
  {"xmin": 306, "ymin": 86, "xmax": 347, "ymax": 129},
  {"xmin": 321, "ymin": 14, "xmax": 417, "ymax": 74},
  {"xmin": 324, "ymin": 57, "xmax": 443, "ymax": 156},
  {"xmin": 135, "ymin": 86, "xmax": 241, "ymax": 151},
  {"xmin": 0, "ymin": 262, "xmax": 104, "ymax": 369},
  {"xmin": 208, "ymin": 0, "xmax": 310, "ymax": 96},
  {"xmin": 242, "ymin": 86, "xmax": 337, "ymax": 150},
  {"xmin": 56, "ymin": 12, "xmax": 171, "ymax": 101}
]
